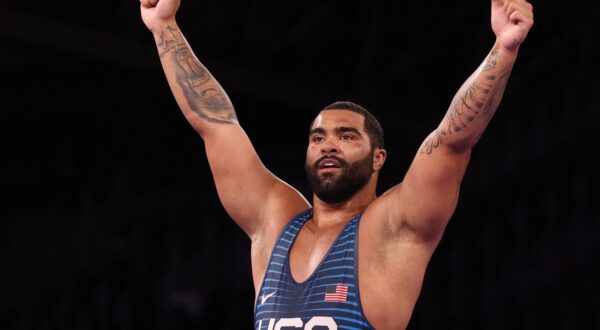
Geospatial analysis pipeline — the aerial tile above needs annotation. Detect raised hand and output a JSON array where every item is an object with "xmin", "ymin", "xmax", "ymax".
[
  {"xmin": 140, "ymin": 0, "xmax": 180, "ymax": 33},
  {"xmin": 491, "ymin": 0, "xmax": 534, "ymax": 51}
]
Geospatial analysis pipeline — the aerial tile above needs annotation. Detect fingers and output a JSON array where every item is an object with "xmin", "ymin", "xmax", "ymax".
[
  {"xmin": 505, "ymin": 0, "xmax": 534, "ymax": 25},
  {"xmin": 140, "ymin": 0, "xmax": 158, "ymax": 9},
  {"xmin": 504, "ymin": 0, "xmax": 533, "ymax": 16},
  {"xmin": 509, "ymin": 10, "xmax": 531, "ymax": 25},
  {"xmin": 491, "ymin": 0, "xmax": 533, "ymax": 20},
  {"xmin": 491, "ymin": 0, "xmax": 506, "ymax": 12}
]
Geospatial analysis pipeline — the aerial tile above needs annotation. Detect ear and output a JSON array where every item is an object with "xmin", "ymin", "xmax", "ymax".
[{"xmin": 372, "ymin": 148, "xmax": 387, "ymax": 172}]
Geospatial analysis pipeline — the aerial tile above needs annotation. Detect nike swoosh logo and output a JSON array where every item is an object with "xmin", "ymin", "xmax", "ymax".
[{"xmin": 261, "ymin": 290, "xmax": 277, "ymax": 304}]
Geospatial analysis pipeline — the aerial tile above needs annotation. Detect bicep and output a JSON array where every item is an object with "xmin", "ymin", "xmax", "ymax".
[
  {"xmin": 203, "ymin": 125, "xmax": 309, "ymax": 239},
  {"xmin": 385, "ymin": 133, "xmax": 471, "ymax": 240}
]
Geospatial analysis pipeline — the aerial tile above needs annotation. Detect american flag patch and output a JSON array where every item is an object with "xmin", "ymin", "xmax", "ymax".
[{"xmin": 324, "ymin": 284, "xmax": 348, "ymax": 303}]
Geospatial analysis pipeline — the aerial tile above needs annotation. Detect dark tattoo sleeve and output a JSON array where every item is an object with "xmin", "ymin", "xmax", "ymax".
[
  {"xmin": 420, "ymin": 49, "xmax": 511, "ymax": 155},
  {"xmin": 158, "ymin": 26, "xmax": 237, "ymax": 124}
]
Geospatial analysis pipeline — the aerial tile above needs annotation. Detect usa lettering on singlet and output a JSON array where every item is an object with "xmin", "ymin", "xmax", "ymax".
[{"xmin": 254, "ymin": 209, "xmax": 374, "ymax": 329}]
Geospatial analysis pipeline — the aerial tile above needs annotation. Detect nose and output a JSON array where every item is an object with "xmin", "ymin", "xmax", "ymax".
[{"xmin": 321, "ymin": 141, "xmax": 338, "ymax": 155}]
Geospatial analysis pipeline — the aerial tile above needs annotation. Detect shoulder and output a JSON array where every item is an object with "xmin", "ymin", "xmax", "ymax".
[
  {"xmin": 362, "ymin": 183, "xmax": 406, "ymax": 233},
  {"xmin": 254, "ymin": 193, "xmax": 311, "ymax": 248},
  {"xmin": 360, "ymin": 183, "xmax": 442, "ymax": 245}
]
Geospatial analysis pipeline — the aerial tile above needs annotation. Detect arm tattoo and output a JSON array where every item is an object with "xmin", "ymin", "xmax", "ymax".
[
  {"xmin": 420, "ymin": 49, "xmax": 511, "ymax": 155},
  {"xmin": 158, "ymin": 26, "xmax": 237, "ymax": 124}
]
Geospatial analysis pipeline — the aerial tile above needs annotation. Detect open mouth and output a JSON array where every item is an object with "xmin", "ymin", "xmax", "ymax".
[{"xmin": 317, "ymin": 157, "xmax": 342, "ymax": 171}]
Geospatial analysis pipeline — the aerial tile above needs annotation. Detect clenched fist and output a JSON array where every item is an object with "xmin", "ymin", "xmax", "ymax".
[
  {"xmin": 491, "ymin": 0, "xmax": 534, "ymax": 51},
  {"xmin": 140, "ymin": 0, "xmax": 180, "ymax": 34}
]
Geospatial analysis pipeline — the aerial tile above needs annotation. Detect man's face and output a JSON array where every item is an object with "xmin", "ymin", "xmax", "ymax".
[{"xmin": 305, "ymin": 110, "xmax": 374, "ymax": 204}]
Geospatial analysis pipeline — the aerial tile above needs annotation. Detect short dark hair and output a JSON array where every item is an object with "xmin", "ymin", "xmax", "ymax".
[{"xmin": 321, "ymin": 101, "xmax": 385, "ymax": 149}]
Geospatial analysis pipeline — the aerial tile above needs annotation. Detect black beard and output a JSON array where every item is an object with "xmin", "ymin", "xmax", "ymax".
[{"xmin": 305, "ymin": 151, "xmax": 374, "ymax": 204}]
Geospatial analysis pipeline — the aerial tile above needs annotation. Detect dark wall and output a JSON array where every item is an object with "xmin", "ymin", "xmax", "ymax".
[{"xmin": 1, "ymin": 0, "xmax": 599, "ymax": 329}]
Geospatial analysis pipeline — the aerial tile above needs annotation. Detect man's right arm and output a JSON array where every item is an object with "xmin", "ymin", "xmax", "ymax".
[{"xmin": 140, "ymin": 0, "xmax": 310, "ymax": 239}]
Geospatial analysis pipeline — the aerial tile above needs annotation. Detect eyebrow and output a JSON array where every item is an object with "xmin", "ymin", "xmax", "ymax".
[
  {"xmin": 335, "ymin": 126, "xmax": 362, "ymax": 136},
  {"xmin": 308, "ymin": 126, "xmax": 363, "ymax": 136},
  {"xmin": 309, "ymin": 127, "xmax": 326, "ymax": 136}
]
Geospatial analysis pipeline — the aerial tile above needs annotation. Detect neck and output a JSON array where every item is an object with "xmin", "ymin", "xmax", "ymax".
[{"xmin": 311, "ymin": 179, "xmax": 377, "ymax": 229}]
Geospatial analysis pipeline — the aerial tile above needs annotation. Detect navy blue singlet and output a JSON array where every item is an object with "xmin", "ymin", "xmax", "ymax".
[{"xmin": 254, "ymin": 208, "xmax": 374, "ymax": 329}]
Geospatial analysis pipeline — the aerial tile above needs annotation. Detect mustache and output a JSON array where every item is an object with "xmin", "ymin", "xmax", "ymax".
[{"xmin": 312, "ymin": 155, "xmax": 348, "ymax": 169}]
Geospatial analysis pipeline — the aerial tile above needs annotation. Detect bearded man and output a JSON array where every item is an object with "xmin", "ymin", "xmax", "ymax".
[{"xmin": 139, "ymin": 0, "xmax": 534, "ymax": 328}]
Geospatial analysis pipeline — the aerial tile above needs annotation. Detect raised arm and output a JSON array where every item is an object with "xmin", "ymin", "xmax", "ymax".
[
  {"xmin": 140, "ymin": 0, "xmax": 309, "ymax": 239},
  {"xmin": 383, "ymin": 0, "xmax": 534, "ymax": 242}
]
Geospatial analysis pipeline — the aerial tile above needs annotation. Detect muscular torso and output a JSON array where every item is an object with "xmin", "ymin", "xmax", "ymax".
[
  {"xmin": 357, "ymin": 199, "xmax": 438, "ymax": 329},
  {"xmin": 250, "ymin": 195, "xmax": 441, "ymax": 330}
]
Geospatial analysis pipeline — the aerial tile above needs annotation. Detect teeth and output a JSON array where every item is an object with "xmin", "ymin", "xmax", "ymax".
[{"xmin": 320, "ymin": 159, "xmax": 339, "ymax": 169}]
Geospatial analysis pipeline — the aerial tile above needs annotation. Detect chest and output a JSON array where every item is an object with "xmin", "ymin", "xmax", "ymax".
[{"xmin": 288, "ymin": 221, "xmax": 350, "ymax": 283}]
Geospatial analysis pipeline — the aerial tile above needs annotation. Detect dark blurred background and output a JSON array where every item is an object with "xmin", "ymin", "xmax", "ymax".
[{"xmin": 1, "ymin": 0, "xmax": 599, "ymax": 329}]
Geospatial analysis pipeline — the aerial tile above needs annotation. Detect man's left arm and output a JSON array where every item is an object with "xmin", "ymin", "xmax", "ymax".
[{"xmin": 382, "ymin": 0, "xmax": 534, "ymax": 242}]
